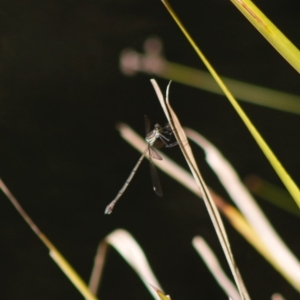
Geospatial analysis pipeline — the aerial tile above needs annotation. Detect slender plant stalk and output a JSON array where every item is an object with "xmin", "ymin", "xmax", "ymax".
[
  {"xmin": 89, "ymin": 241, "xmax": 108, "ymax": 295},
  {"xmin": 0, "ymin": 179, "xmax": 98, "ymax": 300},
  {"xmin": 150, "ymin": 80, "xmax": 251, "ymax": 300}
]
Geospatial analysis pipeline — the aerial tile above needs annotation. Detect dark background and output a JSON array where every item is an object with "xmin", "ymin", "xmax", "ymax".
[{"xmin": 1, "ymin": 0, "xmax": 300, "ymax": 299}]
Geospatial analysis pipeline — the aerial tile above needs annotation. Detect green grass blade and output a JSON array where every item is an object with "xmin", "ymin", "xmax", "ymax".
[
  {"xmin": 161, "ymin": 0, "xmax": 300, "ymax": 209},
  {"xmin": 231, "ymin": 0, "xmax": 300, "ymax": 73},
  {"xmin": 244, "ymin": 175, "xmax": 300, "ymax": 218},
  {"xmin": 120, "ymin": 46, "xmax": 300, "ymax": 115}
]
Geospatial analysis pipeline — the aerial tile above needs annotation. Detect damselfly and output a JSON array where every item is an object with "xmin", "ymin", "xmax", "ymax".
[{"xmin": 105, "ymin": 116, "xmax": 177, "ymax": 214}]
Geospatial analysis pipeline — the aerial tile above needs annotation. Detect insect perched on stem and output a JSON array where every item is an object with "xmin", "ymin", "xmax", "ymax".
[{"xmin": 104, "ymin": 116, "xmax": 177, "ymax": 214}]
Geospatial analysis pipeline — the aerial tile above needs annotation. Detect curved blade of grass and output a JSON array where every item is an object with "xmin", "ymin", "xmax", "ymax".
[
  {"xmin": 0, "ymin": 179, "xmax": 98, "ymax": 300},
  {"xmin": 185, "ymin": 128, "xmax": 300, "ymax": 291},
  {"xmin": 150, "ymin": 79, "xmax": 250, "ymax": 300},
  {"xmin": 218, "ymin": 201, "xmax": 297, "ymax": 289},
  {"xmin": 89, "ymin": 229, "xmax": 163, "ymax": 300},
  {"xmin": 116, "ymin": 123, "xmax": 300, "ymax": 290},
  {"xmin": 161, "ymin": 0, "xmax": 300, "ymax": 209},
  {"xmin": 120, "ymin": 47, "xmax": 300, "ymax": 115},
  {"xmin": 192, "ymin": 236, "xmax": 241, "ymax": 300},
  {"xmin": 244, "ymin": 175, "xmax": 300, "ymax": 218},
  {"xmin": 230, "ymin": 0, "xmax": 300, "ymax": 73}
]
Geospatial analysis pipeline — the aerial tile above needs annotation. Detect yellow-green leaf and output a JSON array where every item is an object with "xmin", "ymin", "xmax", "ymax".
[
  {"xmin": 231, "ymin": 0, "xmax": 300, "ymax": 73},
  {"xmin": 161, "ymin": 0, "xmax": 300, "ymax": 209}
]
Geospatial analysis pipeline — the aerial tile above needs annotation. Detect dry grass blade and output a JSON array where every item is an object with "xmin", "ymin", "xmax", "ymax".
[
  {"xmin": 117, "ymin": 123, "xmax": 299, "ymax": 290},
  {"xmin": 150, "ymin": 79, "xmax": 250, "ymax": 300},
  {"xmin": 89, "ymin": 229, "xmax": 163, "ymax": 300},
  {"xmin": 218, "ymin": 203, "xmax": 291, "ymax": 285},
  {"xmin": 185, "ymin": 129, "xmax": 300, "ymax": 291},
  {"xmin": 192, "ymin": 236, "xmax": 241, "ymax": 300},
  {"xmin": 230, "ymin": 0, "xmax": 300, "ymax": 73},
  {"xmin": 0, "ymin": 179, "xmax": 98, "ymax": 300},
  {"xmin": 161, "ymin": 0, "xmax": 300, "ymax": 210}
]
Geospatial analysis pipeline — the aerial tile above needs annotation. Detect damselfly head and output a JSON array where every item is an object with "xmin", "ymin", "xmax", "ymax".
[{"xmin": 154, "ymin": 123, "xmax": 162, "ymax": 131}]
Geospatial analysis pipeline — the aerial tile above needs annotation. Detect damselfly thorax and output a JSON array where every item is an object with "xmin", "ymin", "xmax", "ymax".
[{"xmin": 145, "ymin": 124, "xmax": 162, "ymax": 146}]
